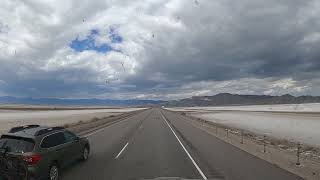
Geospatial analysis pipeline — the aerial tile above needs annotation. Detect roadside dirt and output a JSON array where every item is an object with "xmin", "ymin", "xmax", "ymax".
[
  {"xmin": 173, "ymin": 111, "xmax": 320, "ymax": 180},
  {"xmin": 66, "ymin": 109, "xmax": 146, "ymax": 135}
]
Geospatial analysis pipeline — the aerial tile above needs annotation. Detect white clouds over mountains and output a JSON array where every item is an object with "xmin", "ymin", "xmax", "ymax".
[{"xmin": 0, "ymin": 0, "xmax": 320, "ymax": 100}]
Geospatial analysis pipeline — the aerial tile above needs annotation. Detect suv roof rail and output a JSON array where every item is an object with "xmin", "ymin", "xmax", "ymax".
[
  {"xmin": 9, "ymin": 125, "xmax": 40, "ymax": 133},
  {"xmin": 34, "ymin": 127, "xmax": 65, "ymax": 136}
]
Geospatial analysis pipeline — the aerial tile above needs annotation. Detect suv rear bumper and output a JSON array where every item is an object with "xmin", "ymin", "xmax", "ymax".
[{"xmin": 27, "ymin": 165, "xmax": 46, "ymax": 180}]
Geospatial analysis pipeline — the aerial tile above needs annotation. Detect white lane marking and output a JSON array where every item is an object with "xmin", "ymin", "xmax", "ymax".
[
  {"xmin": 115, "ymin": 142, "xmax": 129, "ymax": 159},
  {"xmin": 83, "ymin": 126, "xmax": 111, "ymax": 137},
  {"xmin": 161, "ymin": 112, "xmax": 208, "ymax": 180}
]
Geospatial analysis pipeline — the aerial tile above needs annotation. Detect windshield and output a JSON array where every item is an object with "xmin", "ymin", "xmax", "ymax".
[
  {"xmin": 0, "ymin": 0, "xmax": 318, "ymax": 180},
  {"xmin": 0, "ymin": 136, "xmax": 34, "ymax": 153}
]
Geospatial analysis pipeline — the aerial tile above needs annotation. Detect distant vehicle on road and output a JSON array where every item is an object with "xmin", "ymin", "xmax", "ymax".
[{"xmin": 0, "ymin": 125, "xmax": 90, "ymax": 180}]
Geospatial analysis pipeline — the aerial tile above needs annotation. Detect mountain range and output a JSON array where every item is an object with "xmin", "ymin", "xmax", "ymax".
[
  {"xmin": 2, "ymin": 93, "xmax": 320, "ymax": 107},
  {"xmin": 0, "ymin": 96, "xmax": 163, "ymax": 106},
  {"xmin": 164, "ymin": 93, "xmax": 320, "ymax": 107}
]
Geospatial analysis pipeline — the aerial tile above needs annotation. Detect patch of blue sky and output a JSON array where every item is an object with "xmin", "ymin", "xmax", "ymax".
[
  {"xmin": 109, "ymin": 27, "xmax": 123, "ymax": 43},
  {"xmin": 70, "ymin": 27, "xmax": 123, "ymax": 53}
]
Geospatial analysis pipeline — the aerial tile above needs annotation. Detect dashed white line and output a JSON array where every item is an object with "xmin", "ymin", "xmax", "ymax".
[
  {"xmin": 160, "ymin": 112, "xmax": 208, "ymax": 180},
  {"xmin": 115, "ymin": 142, "xmax": 129, "ymax": 159}
]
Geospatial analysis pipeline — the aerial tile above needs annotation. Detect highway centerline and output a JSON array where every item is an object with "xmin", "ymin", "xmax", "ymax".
[
  {"xmin": 115, "ymin": 142, "xmax": 129, "ymax": 159},
  {"xmin": 160, "ymin": 112, "xmax": 208, "ymax": 180}
]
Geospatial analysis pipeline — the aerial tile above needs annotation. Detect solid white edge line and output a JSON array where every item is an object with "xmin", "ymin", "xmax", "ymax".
[
  {"xmin": 83, "ymin": 126, "xmax": 111, "ymax": 137},
  {"xmin": 83, "ymin": 117, "xmax": 133, "ymax": 137},
  {"xmin": 161, "ymin": 112, "xmax": 208, "ymax": 180},
  {"xmin": 115, "ymin": 142, "xmax": 129, "ymax": 159}
]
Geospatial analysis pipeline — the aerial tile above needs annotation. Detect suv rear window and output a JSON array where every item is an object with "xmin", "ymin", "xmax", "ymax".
[
  {"xmin": 0, "ymin": 135, "xmax": 35, "ymax": 153},
  {"xmin": 41, "ymin": 132, "xmax": 66, "ymax": 148}
]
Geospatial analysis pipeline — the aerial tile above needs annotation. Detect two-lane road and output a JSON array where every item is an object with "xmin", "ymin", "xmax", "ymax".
[{"xmin": 61, "ymin": 108, "xmax": 304, "ymax": 180}]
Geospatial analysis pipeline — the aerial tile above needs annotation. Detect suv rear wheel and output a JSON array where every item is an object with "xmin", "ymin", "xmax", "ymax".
[
  {"xmin": 49, "ymin": 163, "xmax": 59, "ymax": 180},
  {"xmin": 82, "ymin": 146, "xmax": 89, "ymax": 161}
]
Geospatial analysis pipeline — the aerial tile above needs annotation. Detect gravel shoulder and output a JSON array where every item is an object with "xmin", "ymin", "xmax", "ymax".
[{"xmin": 170, "ymin": 110, "xmax": 320, "ymax": 180}]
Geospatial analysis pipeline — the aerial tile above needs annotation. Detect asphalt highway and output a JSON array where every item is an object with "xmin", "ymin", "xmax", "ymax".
[{"xmin": 61, "ymin": 108, "xmax": 304, "ymax": 180}]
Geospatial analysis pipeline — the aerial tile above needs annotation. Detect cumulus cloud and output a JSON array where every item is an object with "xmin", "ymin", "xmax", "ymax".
[{"xmin": 0, "ymin": 0, "xmax": 320, "ymax": 99}]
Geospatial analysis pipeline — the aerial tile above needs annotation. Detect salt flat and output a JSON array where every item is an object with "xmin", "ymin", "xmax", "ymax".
[
  {"xmin": 0, "ymin": 108, "xmax": 146, "ymax": 134},
  {"xmin": 168, "ymin": 103, "xmax": 320, "ymax": 113},
  {"xmin": 167, "ymin": 104, "xmax": 320, "ymax": 147}
]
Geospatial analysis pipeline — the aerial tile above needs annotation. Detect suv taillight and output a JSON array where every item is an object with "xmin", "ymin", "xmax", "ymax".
[{"xmin": 22, "ymin": 154, "xmax": 41, "ymax": 165}]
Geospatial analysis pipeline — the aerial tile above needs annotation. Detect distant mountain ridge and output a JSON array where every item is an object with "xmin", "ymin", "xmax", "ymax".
[
  {"xmin": 165, "ymin": 93, "xmax": 320, "ymax": 107},
  {"xmin": 0, "ymin": 96, "xmax": 164, "ymax": 106},
  {"xmin": 2, "ymin": 93, "xmax": 320, "ymax": 107}
]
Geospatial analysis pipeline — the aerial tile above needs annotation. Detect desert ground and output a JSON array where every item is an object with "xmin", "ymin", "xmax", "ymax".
[
  {"xmin": 0, "ymin": 106, "xmax": 146, "ymax": 134},
  {"xmin": 167, "ymin": 103, "xmax": 320, "ymax": 147}
]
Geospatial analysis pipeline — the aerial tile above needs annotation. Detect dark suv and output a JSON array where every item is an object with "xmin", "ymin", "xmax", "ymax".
[{"xmin": 0, "ymin": 125, "xmax": 90, "ymax": 180}]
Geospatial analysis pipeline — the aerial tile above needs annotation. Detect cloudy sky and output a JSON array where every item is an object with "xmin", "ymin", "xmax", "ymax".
[{"xmin": 0, "ymin": 0, "xmax": 320, "ymax": 100}]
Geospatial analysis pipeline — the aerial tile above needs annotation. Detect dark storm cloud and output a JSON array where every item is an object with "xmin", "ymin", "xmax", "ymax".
[
  {"xmin": 0, "ymin": 62, "xmax": 108, "ymax": 98},
  {"xmin": 1, "ymin": 0, "xmax": 320, "ymax": 99},
  {"xmin": 129, "ymin": 0, "xmax": 320, "ymax": 90}
]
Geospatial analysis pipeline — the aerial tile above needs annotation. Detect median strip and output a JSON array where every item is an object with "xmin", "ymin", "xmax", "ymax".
[{"xmin": 67, "ymin": 109, "xmax": 147, "ymax": 137}]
